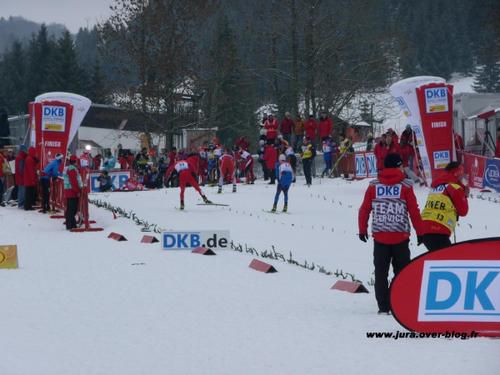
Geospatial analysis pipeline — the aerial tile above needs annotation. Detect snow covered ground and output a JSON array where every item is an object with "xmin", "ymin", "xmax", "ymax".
[{"xmin": 1, "ymin": 176, "xmax": 499, "ymax": 375}]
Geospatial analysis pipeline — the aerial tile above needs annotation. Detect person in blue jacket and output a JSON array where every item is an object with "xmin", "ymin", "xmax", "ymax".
[
  {"xmin": 321, "ymin": 137, "xmax": 333, "ymax": 177},
  {"xmin": 102, "ymin": 151, "xmax": 117, "ymax": 172},
  {"xmin": 271, "ymin": 154, "xmax": 294, "ymax": 212},
  {"xmin": 40, "ymin": 153, "xmax": 64, "ymax": 213}
]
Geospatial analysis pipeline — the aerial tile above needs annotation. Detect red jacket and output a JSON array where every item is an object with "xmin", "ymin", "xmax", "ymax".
[
  {"xmin": 422, "ymin": 171, "xmax": 469, "ymax": 236},
  {"xmin": 263, "ymin": 145, "xmax": 277, "ymax": 170},
  {"xmin": 186, "ymin": 154, "xmax": 199, "ymax": 174},
  {"xmin": 93, "ymin": 155, "xmax": 102, "ymax": 170},
  {"xmin": 496, "ymin": 138, "xmax": 500, "ymax": 158},
  {"xmin": 64, "ymin": 166, "xmax": 81, "ymax": 198},
  {"xmin": 304, "ymin": 119, "xmax": 317, "ymax": 140},
  {"xmin": 14, "ymin": 151, "xmax": 27, "ymax": 185},
  {"xmin": 264, "ymin": 118, "xmax": 279, "ymax": 140},
  {"xmin": 24, "ymin": 147, "xmax": 39, "ymax": 187},
  {"xmin": 119, "ymin": 156, "xmax": 129, "ymax": 169},
  {"xmin": 318, "ymin": 118, "xmax": 333, "ymax": 139},
  {"xmin": 359, "ymin": 168, "xmax": 423, "ymax": 244},
  {"xmin": 280, "ymin": 118, "xmax": 294, "ymax": 135}
]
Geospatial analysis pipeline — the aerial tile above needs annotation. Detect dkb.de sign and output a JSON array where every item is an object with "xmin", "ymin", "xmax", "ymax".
[{"xmin": 162, "ymin": 231, "xmax": 230, "ymax": 250}]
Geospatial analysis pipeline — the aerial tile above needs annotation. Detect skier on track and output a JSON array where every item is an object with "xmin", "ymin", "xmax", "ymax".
[
  {"xmin": 166, "ymin": 156, "xmax": 211, "ymax": 210},
  {"xmin": 271, "ymin": 154, "xmax": 294, "ymax": 213},
  {"xmin": 218, "ymin": 148, "xmax": 236, "ymax": 193},
  {"xmin": 240, "ymin": 148, "xmax": 255, "ymax": 184}
]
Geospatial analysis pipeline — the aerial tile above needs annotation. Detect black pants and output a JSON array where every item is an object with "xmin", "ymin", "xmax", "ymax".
[
  {"xmin": 24, "ymin": 186, "xmax": 37, "ymax": 210},
  {"xmin": 423, "ymin": 233, "xmax": 452, "ymax": 252},
  {"xmin": 65, "ymin": 197, "xmax": 79, "ymax": 230},
  {"xmin": 41, "ymin": 178, "xmax": 50, "ymax": 211},
  {"xmin": 289, "ymin": 155, "xmax": 297, "ymax": 180},
  {"xmin": 373, "ymin": 240, "xmax": 410, "ymax": 312},
  {"xmin": 303, "ymin": 158, "xmax": 312, "ymax": 185},
  {"xmin": 259, "ymin": 161, "xmax": 268, "ymax": 180},
  {"xmin": 269, "ymin": 169, "xmax": 276, "ymax": 184}
]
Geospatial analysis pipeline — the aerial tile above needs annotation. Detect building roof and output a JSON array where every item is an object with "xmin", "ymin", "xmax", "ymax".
[
  {"xmin": 454, "ymin": 92, "xmax": 500, "ymax": 118},
  {"xmin": 467, "ymin": 105, "xmax": 500, "ymax": 120},
  {"xmin": 81, "ymin": 104, "xmax": 170, "ymax": 133}
]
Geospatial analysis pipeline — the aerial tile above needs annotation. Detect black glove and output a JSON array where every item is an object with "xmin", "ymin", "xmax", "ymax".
[
  {"xmin": 417, "ymin": 235, "xmax": 424, "ymax": 246},
  {"xmin": 359, "ymin": 233, "xmax": 368, "ymax": 243}
]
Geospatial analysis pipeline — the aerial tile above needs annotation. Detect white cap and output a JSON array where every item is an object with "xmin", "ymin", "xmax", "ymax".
[
  {"xmin": 279, "ymin": 154, "xmax": 286, "ymax": 162},
  {"xmin": 55, "ymin": 153, "xmax": 64, "ymax": 160}
]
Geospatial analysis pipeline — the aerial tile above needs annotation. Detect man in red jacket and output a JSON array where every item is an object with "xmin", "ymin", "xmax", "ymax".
[
  {"xmin": 23, "ymin": 147, "xmax": 39, "ymax": 211},
  {"xmin": 421, "ymin": 161, "xmax": 469, "ymax": 251},
  {"xmin": 358, "ymin": 153, "xmax": 423, "ymax": 314},
  {"xmin": 280, "ymin": 112, "xmax": 294, "ymax": 144},
  {"xmin": 264, "ymin": 144, "xmax": 278, "ymax": 184},
  {"xmin": 375, "ymin": 132, "xmax": 401, "ymax": 173},
  {"xmin": 318, "ymin": 111, "xmax": 333, "ymax": 141},
  {"xmin": 264, "ymin": 114, "xmax": 279, "ymax": 144},
  {"xmin": 304, "ymin": 115, "xmax": 317, "ymax": 145},
  {"xmin": 64, "ymin": 155, "xmax": 82, "ymax": 230},
  {"xmin": 15, "ymin": 145, "xmax": 27, "ymax": 209},
  {"xmin": 218, "ymin": 149, "xmax": 236, "ymax": 193},
  {"xmin": 166, "ymin": 155, "xmax": 211, "ymax": 210}
]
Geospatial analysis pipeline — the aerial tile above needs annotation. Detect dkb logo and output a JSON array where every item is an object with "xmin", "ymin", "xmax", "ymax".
[
  {"xmin": 418, "ymin": 260, "xmax": 500, "ymax": 322},
  {"xmin": 425, "ymin": 88, "xmax": 446, "ymax": 98},
  {"xmin": 43, "ymin": 106, "xmax": 65, "ymax": 117},
  {"xmin": 162, "ymin": 231, "xmax": 230, "ymax": 250},
  {"xmin": 375, "ymin": 184, "xmax": 401, "ymax": 198}
]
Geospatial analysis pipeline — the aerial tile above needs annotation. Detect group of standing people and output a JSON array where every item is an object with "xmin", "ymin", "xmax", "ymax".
[
  {"xmin": 1, "ymin": 145, "xmax": 84, "ymax": 231},
  {"xmin": 260, "ymin": 111, "xmax": 334, "ymax": 151}
]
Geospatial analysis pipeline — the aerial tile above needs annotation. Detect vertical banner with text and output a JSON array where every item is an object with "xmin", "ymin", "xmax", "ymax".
[
  {"xmin": 34, "ymin": 101, "xmax": 74, "ymax": 171},
  {"xmin": 416, "ymin": 83, "xmax": 455, "ymax": 182},
  {"xmin": 390, "ymin": 76, "xmax": 447, "ymax": 185}
]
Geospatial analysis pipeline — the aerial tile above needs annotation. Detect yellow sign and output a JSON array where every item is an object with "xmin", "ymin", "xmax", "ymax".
[
  {"xmin": 0, "ymin": 245, "xmax": 18, "ymax": 269},
  {"xmin": 43, "ymin": 123, "xmax": 64, "ymax": 131}
]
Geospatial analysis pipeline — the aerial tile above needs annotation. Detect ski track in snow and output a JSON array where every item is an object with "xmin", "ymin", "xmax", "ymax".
[{"xmin": 1, "ymin": 176, "xmax": 499, "ymax": 375}]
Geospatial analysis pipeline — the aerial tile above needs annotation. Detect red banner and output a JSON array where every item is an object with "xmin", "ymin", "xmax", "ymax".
[
  {"xmin": 34, "ymin": 100, "xmax": 74, "ymax": 171},
  {"xmin": 416, "ymin": 83, "xmax": 454, "ymax": 182},
  {"xmin": 462, "ymin": 152, "xmax": 488, "ymax": 189}
]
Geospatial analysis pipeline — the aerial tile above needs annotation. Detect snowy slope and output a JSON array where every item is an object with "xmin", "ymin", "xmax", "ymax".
[{"xmin": 1, "ymin": 176, "xmax": 499, "ymax": 375}]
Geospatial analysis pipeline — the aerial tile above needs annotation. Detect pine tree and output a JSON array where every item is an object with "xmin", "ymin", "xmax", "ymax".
[
  {"xmin": 87, "ymin": 60, "xmax": 108, "ymax": 103},
  {"xmin": 205, "ymin": 14, "xmax": 255, "ymax": 145},
  {"xmin": 25, "ymin": 24, "xmax": 56, "ymax": 99},
  {"xmin": 47, "ymin": 30, "xmax": 84, "ymax": 93},
  {"xmin": 0, "ymin": 40, "xmax": 27, "ymax": 114},
  {"xmin": 473, "ymin": 60, "xmax": 500, "ymax": 93}
]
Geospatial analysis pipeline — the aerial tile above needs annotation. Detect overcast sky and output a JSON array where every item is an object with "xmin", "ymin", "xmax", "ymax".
[{"xmin": 1, "ymin": 0, "xmax": 114, "ymax": 33}]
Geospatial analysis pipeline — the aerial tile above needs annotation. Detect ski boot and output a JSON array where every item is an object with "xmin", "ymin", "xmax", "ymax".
[
  {"xmin": 180, "ymin": 200, "xmax": 185, "ymax": 210},
  {"xmin": 282, "ymin": 203, "xmax": 288, "ymax": 213},
  {"xmin": 217, "ymin": 186, "xmax": 222, "ymax": 194},
  {"xmin": 271, "ymin": 203, "xmax": 277, "ymax": 213},
  {"xmin": 202, "ymin": 195, "xmax": 212, "ymax": 204},
  {"xmin": 232, "ymin": 184, "xmax": 237, "ymax": 193}
]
